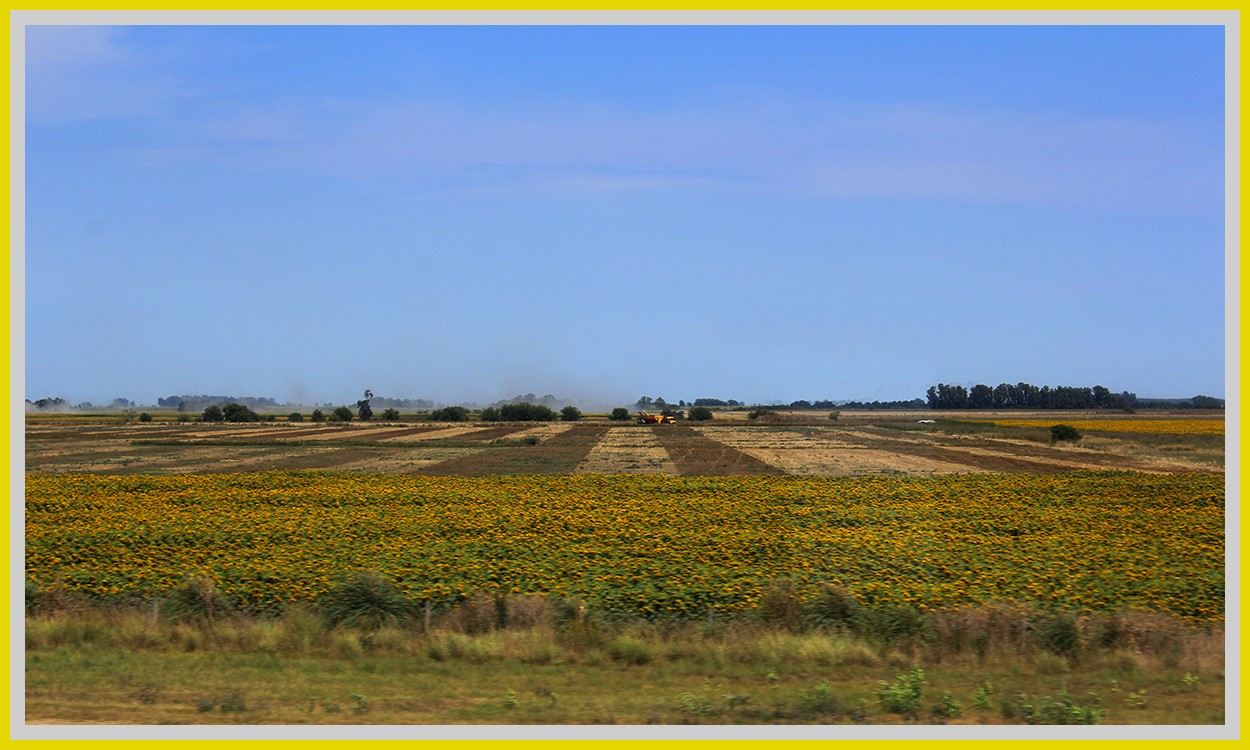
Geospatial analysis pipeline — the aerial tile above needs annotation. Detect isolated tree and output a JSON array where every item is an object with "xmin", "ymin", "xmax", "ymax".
[
  {"xmin": 609, "ymin": 407, "xmax": 631, "ymax": 421},
  {"xmin": 382, "ymin": 408, "xmax": 400, "ymax": 421},
  {"xmin": 311, "ymin": 408, "xmax": 325, "ymax": 422},
  {"xmin": 289, "ymin": 412, "xmax": 304, "ymax": 422},
  {"xmin": 332, "ymin": 406, "xmax": 353, "ymax": 422},
  {"xmin": 201, "ymin": 405, "xmax": 224, "ymax": 423},
  {"xmin": 560, "ymin": 405, "xmax": 582, "ymax": 422}
]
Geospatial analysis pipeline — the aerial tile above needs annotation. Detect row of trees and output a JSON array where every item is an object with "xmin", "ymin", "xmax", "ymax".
[{"xmin": 925, "ymin": 383, "xmax": 1142, "ymax": 411}]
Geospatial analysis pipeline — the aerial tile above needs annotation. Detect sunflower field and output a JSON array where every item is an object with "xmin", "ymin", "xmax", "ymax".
[{"xmin": 24, "ymin": 471, "xmax": 1224, "ymax": 623}]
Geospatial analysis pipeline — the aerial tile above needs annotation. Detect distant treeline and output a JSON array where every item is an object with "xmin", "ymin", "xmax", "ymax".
[
  {"xmin": 925, "ymin": 383, "xmax": 1223, "ymax": 410},
  {"xmin": 158, "ymin": 395, "xmax": 279, "ymax": 411}
]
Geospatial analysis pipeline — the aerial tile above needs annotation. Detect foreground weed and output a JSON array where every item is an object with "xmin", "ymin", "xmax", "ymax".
[
  {"xmin": 1012, "ymin": 690, "xmax": 1104, "ymax": 725},
  {"xmin": 877, "ymin": 668, "xmax": 926, "ymax": 717},
  {"xmin": 931, "ymin": 691, "xmax": 962, "ymax": 719}
]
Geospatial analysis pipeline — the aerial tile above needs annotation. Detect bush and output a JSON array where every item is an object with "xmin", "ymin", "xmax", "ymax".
[
  {"xmin": 331, "ymin": 406, "xmax": 353, "ymax": 422},
  {"xmin": 430, "ymin": 406, "xmax": 470, "ymax": 422},
  {"xmin": 560, "ymin": 405, "xmax": 582, "ymax": 422},
  {"xmin": 381, "ymin": 408, "xmax": 400, "ymax": 421},
  {"xmin": 1050, "ymin": 424, "xmax": 1081, "ymax": 442},
  {"xmin": 310, "ymin": 409, "xmax": 325, "ymax": 422},
  {"xmin": 201, "ymin": 405, "xmax": 224, "ymax": 423},
  {"xmin": 498, "ymin": 403, "xmax": 557, "ymax": 421},
  {"xmin": 479, "ymin": 407, "xmax": 501, "ymax": 422},
  {"xmin": 688, "ymin": 406, "xmax": 714, "ymax": 421},
  {"xmin": 747, "ymin": 408, "xmax": 773, "ymax": 420},
  {"xmin": 877, "ymin": 668, "xmax": 926, "ymax": 717},
  {"xmin": 319, "ymin": 571, "xmax": 413, "ymax": 632},
  {"xmin": 222, "ymin": 403, "xmax": 261, "ymax": 422},
  {"xmin": 138, "ymin": 412, "xmax": 153, "ymax": 423},
  {"xmin": 288, "ymin": 412, "xmax": 304, "ymax": 422},
  {"xmin": 609, "ymin": 408, "xmax": 631, "ymax": 421}
]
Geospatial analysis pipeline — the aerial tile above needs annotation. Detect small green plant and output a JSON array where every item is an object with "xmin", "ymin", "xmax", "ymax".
[
  {"xmin": 877, "ymin": 668, "xmax": 926, "ymax": 716},
  {"xmin": 523, "ymin": 436, "xmax": 540, "ymax": 446},
  {"xmin": 972, "ymin": 681, "xmax": 995, "ymax": 710},
  {"xmin": 1183, "ymin": 673, "xmax": 1202, "ymax": 690},
  {"xmin": 504, "ymin": 689, "xmax": 518, "ymax": 709},
  {"xmin": 606, "ymin": 635, "xmax": 653, "ymax": 665},
  {"xmin": 931, "ymin": 691, "xmax": 962, "ymax": 719},
  {"xmin": 676, "ymin": 691, "xmax": 712, "ymax": 720},
  {"xmin": 798, "ymin": 681, "xmax": 841, "ymax": 715},
  {"xmin": 351, "ymin": 692, "xmax": 369, "ymax": 713},
  {"xmin": 1124, "ymin": 689, "xmax": 1148, "ymax": 709},
  {"xmin": 1015, "ymin": 690, "xmax": 1104, "ymax": 725}
]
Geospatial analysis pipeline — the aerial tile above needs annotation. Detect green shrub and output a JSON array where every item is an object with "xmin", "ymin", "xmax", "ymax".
[
  {"xmin": 688, "ymin": 406, "xmax": 714, "ymax": 421},
  {"xmin": 609, "ymin": 407, "xmax": 631, "ymax": 421},
  {"xmin": 331, "ymin": 406, "xmax": 354, "ymax": 422},
  {"xmin": 310, "ymin": 409, "xmax": 325, "ymax": 422},
  {"xmin": 797, "ymin": 681, "xmax": 841, "ymax": 716},
  {"xmin": 479, "ymin": 407, "xmax": 501, "ymax": 421},
  {"xmin": 877, "ymin": 668, "xmax": 926, "ymax": 716},
  {"xmin": 138, "ymin": 412, "xmax": 153, "ymax": 423},
  {"xmin": 222, "ymin": 403, "xmax": 261, "ymax": 422},
  {"xmin": 560, "ymin": 405, "xmax": 582, "ymax": 422},
  {"xmin": 201, "ymin": 405, "xmax": 224, "ymax": 423},
  {"xmin": 1050, "ymin": 424, "xmax": 1081, "ymax": 442},
  {"xmin": 498, "ymin": 403, "xmax": 557, "ymax": 421},
  {"xmin": 381, "ymin": 408, "xmax": 400, "ymax": 421},
  {"xmin": 319, "ymin": 571, "xmax": 412, "ymax": 632},
  {"xmin": 430, "ymin": 406, "xmax": 470, "ymax": 422},
  {"xmin": 606, "ymin": 635, "xmax": 653, "ymax": 665},
  {"xmin": 288, "ymin": 412, "xmax": 304, "ymax": 422}
]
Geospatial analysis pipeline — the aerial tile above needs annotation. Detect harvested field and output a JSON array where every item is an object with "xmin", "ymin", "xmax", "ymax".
[
  {"xmin": 23, "ymin": 412, "xmax": 1224, "ymax": 476},
  {"xmin": 576, "ymin": 424, "xmax": 678, "ymax": 475}
]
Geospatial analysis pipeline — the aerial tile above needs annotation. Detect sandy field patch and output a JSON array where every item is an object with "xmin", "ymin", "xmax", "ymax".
[
  {"xmin": 576, "ymin": 426, "xmax": 678, "ymax": 475},
  {"xmin": 696, "ymin": 426, "xmax": 969, "ymax": 475}
]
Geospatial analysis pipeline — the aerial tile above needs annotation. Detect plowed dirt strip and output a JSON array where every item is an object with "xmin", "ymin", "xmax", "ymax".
[
  {"xmin": 650, "ymin": 425, "xmax": 785, "ymax": 475},
  {"xmin": 842, "ymin": 427, "xmax": 1193, "ymax": 473},
  {"xmin": 576, "ymin": 425, "xmax": 679, "ymax": 475},
  {"xmin": 696, "ymin": 426, "xmax": 968, "ymax": 475},
  {"xmin": 415, "ymin": 424, "xmax": 612, "ymax": 476},
  {"xmin": 380, "ymin": 426, "xmax": 494, "ymax": 443}
]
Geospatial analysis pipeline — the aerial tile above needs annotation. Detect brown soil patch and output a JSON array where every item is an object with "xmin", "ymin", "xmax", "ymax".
[
  {"xmin": 416, "ymin": 424, "xmax": 611, "ymax": 476},
  {"xmin": 650, "ymin": 425, "xmax": 785, "ymax": 475}
]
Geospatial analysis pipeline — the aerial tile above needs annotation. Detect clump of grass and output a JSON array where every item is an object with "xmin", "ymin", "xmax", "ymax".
[
  {"xmin": 162, "ymin": 574, "xmax": 232, "ymax": 627},
  {"xmin": 318, "ymin": 571, "xmax": 412, "ymax": 632}
]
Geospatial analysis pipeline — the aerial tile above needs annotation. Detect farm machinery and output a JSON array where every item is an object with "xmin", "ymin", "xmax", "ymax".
[{"xmin": 638, "ymin": 411, "xmax": 676, "ymax": 424}]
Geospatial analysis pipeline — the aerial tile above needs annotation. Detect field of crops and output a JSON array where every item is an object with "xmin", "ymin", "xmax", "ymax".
[
  {"xmin": 974, "ymin": 418, "xmax": 1225, "ymax": 435},
  {"xmin": 24, "ymin": 471, "xmax": 1225, "ymax": 623}
]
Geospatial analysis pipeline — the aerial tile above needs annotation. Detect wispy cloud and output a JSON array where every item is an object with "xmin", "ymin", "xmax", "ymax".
[
  {"xmin": 161, "ymin": 95, "xmax": 1220, "ymax": 215},
  {"xmin": 26, "ymin": 26, "xmax": 1221, "ymax": 216}
]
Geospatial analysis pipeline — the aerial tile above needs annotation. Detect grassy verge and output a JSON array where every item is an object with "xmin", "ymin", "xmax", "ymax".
[{"xmin": 25, "ymin": 593, "xmax": 1224, "ymax": 726}]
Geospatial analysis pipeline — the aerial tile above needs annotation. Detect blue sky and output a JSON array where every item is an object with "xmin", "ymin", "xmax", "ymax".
[{"xmin": 22, "ymin": 19, "xmax": 1228, "ymax": 408}]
